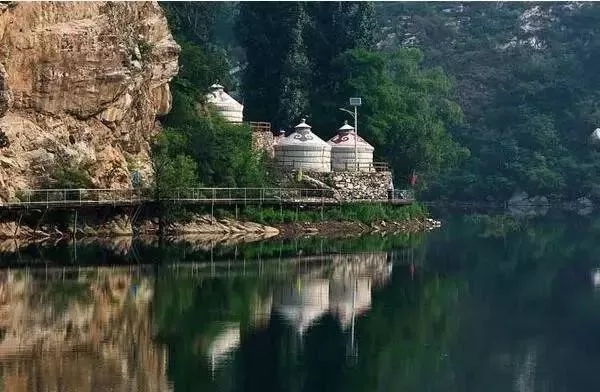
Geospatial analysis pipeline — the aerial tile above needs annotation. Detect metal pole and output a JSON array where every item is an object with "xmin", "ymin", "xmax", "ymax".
[{"xmin": 354, "ymin": 105, "xmax": 358, "ymax": 171}]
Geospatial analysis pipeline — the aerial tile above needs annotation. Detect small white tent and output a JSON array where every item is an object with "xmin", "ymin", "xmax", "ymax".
[{"xmin": 205, "ymin": 84, "xmax": 244, "ymax": 123}]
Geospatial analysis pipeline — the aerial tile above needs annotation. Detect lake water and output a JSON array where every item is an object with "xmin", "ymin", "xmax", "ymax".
[{"xmin": 0, "ymin": 211, "xmax": 600, "ymax": 391}]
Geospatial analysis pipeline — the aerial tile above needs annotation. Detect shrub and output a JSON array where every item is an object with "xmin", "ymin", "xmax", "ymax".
[
  {"xmin": 43, "ymin": 159, "xmax": 94, "ymax": 189},
  {"xmin": 0, "ymin": 129, "xmax": 9, "ymax": 148}
]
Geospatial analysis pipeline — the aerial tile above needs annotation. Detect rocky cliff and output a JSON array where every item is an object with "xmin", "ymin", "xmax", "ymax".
[{"xmin": 0, "ymin": 1, "xmax": 179, "ymax": 201}]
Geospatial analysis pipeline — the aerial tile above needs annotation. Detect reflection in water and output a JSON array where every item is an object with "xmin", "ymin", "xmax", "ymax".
[
  {"xmin": 0, "ymin": 243, "xmax": 402, "ymax": 392},
  {"xmin": 6, "ymin": 213, "xmax": 600, "ymax": 390},
  {"xmin": 275, "ymin": 279, "xmax": 330, "ymax": 336},
  {"xmin": 0, "ymin": 270, "xmax": 171, "ymax": 392}
]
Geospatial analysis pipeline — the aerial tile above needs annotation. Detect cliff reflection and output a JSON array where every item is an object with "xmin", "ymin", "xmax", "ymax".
[{"xmin": 0, "ymin": 270, "xmax": 171, "ymax": 392}]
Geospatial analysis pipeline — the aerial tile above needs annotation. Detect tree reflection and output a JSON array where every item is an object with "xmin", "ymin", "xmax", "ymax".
[{"xmin": 153, "ymin": 213, "xmax": 600, "ymax": 391}]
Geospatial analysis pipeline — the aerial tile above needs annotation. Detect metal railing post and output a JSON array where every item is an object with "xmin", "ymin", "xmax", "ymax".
[{"xmin": 211, "ymin": 188, "xmax": 216, "ymax": 216}]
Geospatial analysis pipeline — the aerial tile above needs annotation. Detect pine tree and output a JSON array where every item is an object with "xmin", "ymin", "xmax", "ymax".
[
  {"xmin": 304, "ymin": 2, "xmax": 376, "ymax": 135},
  {"xmin": 236, "ymin": 3, "xmax": 309, "ymax": 130}
]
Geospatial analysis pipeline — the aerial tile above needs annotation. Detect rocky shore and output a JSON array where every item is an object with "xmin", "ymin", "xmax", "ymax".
[
  {"xmin": 0, "ymin": 213, "xmax": 441, "ymax": 241},
  {"xmin": 274, "ymin": 217, "xmax": 442, "ymax": 238}
]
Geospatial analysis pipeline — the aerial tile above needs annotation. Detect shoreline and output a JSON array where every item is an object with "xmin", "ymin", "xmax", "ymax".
[
  {"xmin": 0, "ymin": 215, "xmax": 441, "ymax": 242},
  {"xmin": 273, "ymin": 218, "xmax": 441, "ymax": 239}
]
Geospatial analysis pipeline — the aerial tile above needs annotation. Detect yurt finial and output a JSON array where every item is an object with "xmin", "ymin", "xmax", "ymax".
[
  {"xmin": 295, "ymin": 118, "xmax": 311, "ymax": 129},
  {"xmin": 338, "ymin": 120, "xmax": 354, "ymax": 133}
]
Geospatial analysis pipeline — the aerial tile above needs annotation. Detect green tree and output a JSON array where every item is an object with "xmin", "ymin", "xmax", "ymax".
[
  {"xmin": 375, "ymin": 3, "xmax": 600, "ymax": 201},
  {"xmin": 236, "ymin": 2, "xmax": 310, "ymax": 129},
  {"xmin": 150, "ymin": 130, "xmax": 199, "ymax": 199},
  {"xmin": 316, "ymin": 48, "xmax": 467, "ymax": 185},
  {"xmin": 305, "ymin": 2, "xmax": 376, "ymax": 131},
  {"xmin": 43, "ymin": 158, "xmax": 94, "ymax": 189},
  {"xmin": 160, "ymin": 2, "xmax": 270, "ymax": 189}
]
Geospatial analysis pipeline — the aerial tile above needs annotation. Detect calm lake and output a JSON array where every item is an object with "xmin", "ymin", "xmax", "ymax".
[{"xmin": 0, "ymin": 211, "xmax": 599, "ymax": 391}]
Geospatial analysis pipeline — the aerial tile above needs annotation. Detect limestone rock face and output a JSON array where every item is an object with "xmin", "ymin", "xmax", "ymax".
[{"xmin": 0, "ymin": 1, "xmax": 179, "ymax": 201}]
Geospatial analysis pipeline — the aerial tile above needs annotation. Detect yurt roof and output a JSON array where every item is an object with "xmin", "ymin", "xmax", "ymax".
[
  {"xmin": 328, "ymin": 121, "xmax": 374, "ymax": 151},
  {"xmin": 276, "ymin": 118, "xmax": 331, "ymax": 148},
  {"xmin": 206, "ymin": 84, "xmax": 243, "ymax": 111},
  {"xmin": 591, "ymin": 128, "xmax": 600, "ymax": 142}
]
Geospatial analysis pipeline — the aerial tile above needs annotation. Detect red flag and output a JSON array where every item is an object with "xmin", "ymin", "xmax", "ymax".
[{"xmin": 409, "ymin": 174, "xmax": 417, "ymax": 186}]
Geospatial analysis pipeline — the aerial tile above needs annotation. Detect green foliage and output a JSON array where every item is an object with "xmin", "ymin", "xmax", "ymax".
[
  {"xmin": 161, "ymin": 2, "xmax": 219, "ymax": 45},
  {"xmin": 314, "ymin": 48, "xmax": 468, "ymax": 184},
  {"xmin": 161, "ymin": 104, "xmax": 270, "ymax": 187},
  {"xmin": 43, "ymin": 159, "xmax": 94, "ymax": 189},
  {"xmin": 304, "ymin": 2, "xmax": 376, "ymax": 129},
  {"xmin": 171, "ymin": 39, "xmax": 233, "ymax": 102},
  {"xmin": 374, "ymin": 3, "xmax": 600, "ymax": 201},
  {"xmin": 236, "ymin": 3, "xmax": 310, "ymax": 128},
  {"xmin": 151, "ymin": 131, "xmax": 199, "ymax": 197},
  {"xmin": 240, "ymin": 202, "xmax": 427, "ymax": 225},
  {"xmin": 235, "ymin": 3, "xmax": 464, "ymax": 186},
  {"xmin": 137, "ymin": 39, "xmax": 154, "ymax": 62},
  {"xmin": 159, "ymin": 3, "xmax": 271, "ymax": 189}
]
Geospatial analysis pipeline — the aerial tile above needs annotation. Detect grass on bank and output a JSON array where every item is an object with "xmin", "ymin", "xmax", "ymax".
[{"xmin": 238, "ymin": 202, "xmax": 428, "ymax": 225}]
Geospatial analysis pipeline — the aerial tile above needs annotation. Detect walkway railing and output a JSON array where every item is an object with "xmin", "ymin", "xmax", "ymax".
[
  {"xmin": 332, "ymin": 161, "xmax": 390, "ymax": 172},
  {"xmin": 249, "ymin": 121, "xmax": 271, "ymax": 133},
  {"xmin": 277, "ymin": 161, "xmax": 391, "ymax": 172},
  {"xmin": 5, "ymin": 187, "xmax": 414, "ymax": 208},
  {"xmin": 164, "ymin": 187, "xmax": 336, "ymax": 203},
  {"xmin": 12, "ymin": 188, "xmax": 145, "ymax": 206}
]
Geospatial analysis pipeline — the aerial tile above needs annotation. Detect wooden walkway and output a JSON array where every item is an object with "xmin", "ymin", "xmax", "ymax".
[{"xmin": 1, "ymin": 187, "xmax": 414, "ymax": 210}]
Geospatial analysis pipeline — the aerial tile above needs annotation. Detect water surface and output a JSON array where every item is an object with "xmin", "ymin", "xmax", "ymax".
[{"xmin": 0, "ymin": 212, "xmax": 599, "ymax": 391}]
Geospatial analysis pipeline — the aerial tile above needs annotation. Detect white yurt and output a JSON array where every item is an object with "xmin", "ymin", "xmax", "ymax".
[
  {"xmin": 274, "ymin": 119, "xmax": 331, "ymax": 172},
  {"xmin": 205, "ymin": 83, "xmax": 244, "ymax": 123},
  {"xmin": 328, "ymin": 121, "xmax": 375, "ymax": 171}
]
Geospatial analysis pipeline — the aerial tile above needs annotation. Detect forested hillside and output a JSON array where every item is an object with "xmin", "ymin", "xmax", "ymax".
[
  {"xmin": 376, "ymin": 2, "xmax": 600, "ymax": 202},
  {"xmin": 159, "ymin": 2, "xmax": 600, "ymax": 203}
]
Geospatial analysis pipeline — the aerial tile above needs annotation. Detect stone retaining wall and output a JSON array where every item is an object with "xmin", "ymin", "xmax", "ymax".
[
  {"xmin": 274, "ymin": 169, "xmax": 393, "ymax": 201},
  {"xmin": 308, "ymin": 171, "xmax": 393, "ymax": 200},
  {"xmin": 252, "ymin": 130, "xmax": 274, "ymax": 157}
]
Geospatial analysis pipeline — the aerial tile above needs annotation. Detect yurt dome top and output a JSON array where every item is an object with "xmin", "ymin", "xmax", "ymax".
[
  {"xmin": 275, "ymin": 118, "xmax": 330, "ymax": 149},
  {"xmin": 328, "ymin": 120, "xmax": 374, "ymax": 151}
]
